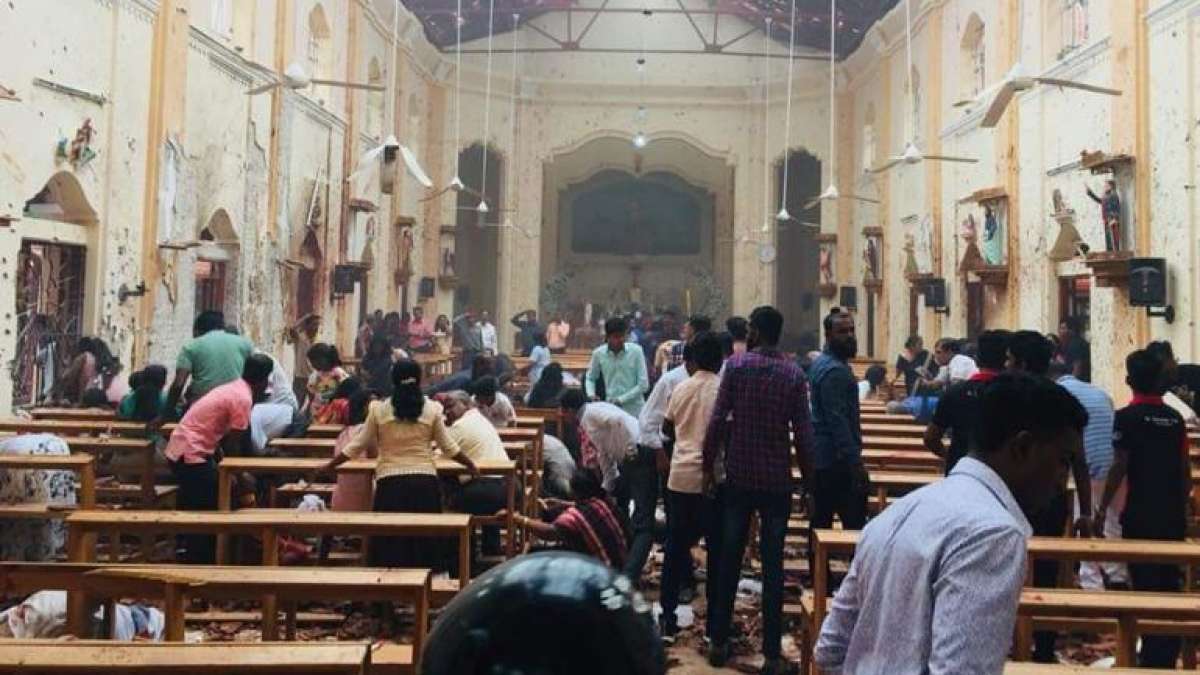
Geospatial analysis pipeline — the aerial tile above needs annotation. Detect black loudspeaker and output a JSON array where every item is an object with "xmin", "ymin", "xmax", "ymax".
[
  {"xmin": 839, "ymin": 286, "xmax": 857, "ymax": 310},
  {"xmin": 332, "ymin": 265, "xmax": 359, "ymax": 295},
  {"xmin": 924, "ymin": 278, "xmax": 948, "ymax": 309},
  {"xmin": 419, "ymin": 276, "xmax": 436, "ymax": 299},
  {"xmin": 1129, "ymin": 258, "xmax": 1167, "ymax": 307}
]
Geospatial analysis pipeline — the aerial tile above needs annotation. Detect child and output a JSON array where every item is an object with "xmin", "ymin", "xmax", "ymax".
[
  {"xmin": 1097, "ymin": 349, "xmax": 1190, "ymax": 668},
  {"xmin": 305, "ymin": 343, "xmax": 348, "ymax": 420}
]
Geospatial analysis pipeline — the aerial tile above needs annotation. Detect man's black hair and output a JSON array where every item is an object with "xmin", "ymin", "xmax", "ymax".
[
  {"xmin": 687, "ymin": 315, "xmax": 713, "ymax": 333},
  {"xmin": 690, "ymin": 331, "xmax": 724, "ymax": 373},
  {"xmin": 559, "ymin": 388, "xmax": 588, "ymax": 411},
  {"xmin": 604, "ymin": 317, "xmax": 628, "ymax": 337},
  {"xmin": 194, "ymin": 311, "xmax": 225, "ymax": 335},
  {"xmin": 750, "ymin": 305, "xmax": 784, "ymax": 346},
  {"xmin": 725, "ymin": 316, "xmax": 748, "ymax": 341},
  {"xmin": 1008, "ymin": 330, "xmax": 1054, "ymax": 376},
  {"xmin": 976, "ymin": 329, "xmax": 1011, "ymax": 371},
  {"xmin": 822, "ymin": 310, "xmax": 851, "ymax": 334},
  {"xmin": 976, "ymin": 372, "xmax": 1087, "ymax": 454},
  {"xmin": 1126, "ymin": 349, "xmax": 1165, "ymax": 395},
  {"xmin": 242, "ymin": 353, "xmax": 275, "ymax": 384}
]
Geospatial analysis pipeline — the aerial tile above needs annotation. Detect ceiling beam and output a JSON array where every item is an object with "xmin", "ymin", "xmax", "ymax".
[{"xmin": 452, "ymin": 46, "xmax": 828, "ymax": 60}]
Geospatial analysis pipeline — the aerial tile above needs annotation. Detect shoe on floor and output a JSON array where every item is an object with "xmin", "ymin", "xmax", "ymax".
[
  {"xmin": 760, "ymin": 657, "xmax": 800, "ymax": 675},
  {"xmin": 659, "ymin": 616, "xmax": 678, "ymax": 644},
  {"xmin": 708, "ymin": 642, "xmax": 730, "ymax": 668}
]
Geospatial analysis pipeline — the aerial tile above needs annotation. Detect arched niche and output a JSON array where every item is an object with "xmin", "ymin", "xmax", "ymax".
[
  {"xmin": 307, "ymin": 4, "xmax": 334, "ymax": 103},
  {"xmin": 13, "ymin": 172, "xmax": 102, "ymax": 405},
  {"xmin": 195, "ymin": 209, "xmax": 240, "ymax": 318},
  {"xmin": 293, "ymin": 228, "xmax": 324, "ymax": 322},
  {"xmin": 367, "ymin": 57, "xmax": 385, "ymax": 140},
  {"xmin": 960, "ymin": 13, "xmax": 985, "ymax": 100}
]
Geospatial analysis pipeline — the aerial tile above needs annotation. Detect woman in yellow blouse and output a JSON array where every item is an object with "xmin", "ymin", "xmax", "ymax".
[{"xmin": 320, "ymin": 359, "xmax": 478, "ymax": 570}]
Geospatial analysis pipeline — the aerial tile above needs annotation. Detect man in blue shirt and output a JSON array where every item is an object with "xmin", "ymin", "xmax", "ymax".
[
  {"xmin": 585, "ymin": 317, "xmax": 649, "ymax": 417},
  {"xmin": 808, "ymin": 311, "xmax": 866, "ymax": 535}
]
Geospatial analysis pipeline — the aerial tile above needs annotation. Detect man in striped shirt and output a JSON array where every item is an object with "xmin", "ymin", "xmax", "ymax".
[{"xmin": 1051, "ymin": 359, "xmax": 1125, "ymax": 589}]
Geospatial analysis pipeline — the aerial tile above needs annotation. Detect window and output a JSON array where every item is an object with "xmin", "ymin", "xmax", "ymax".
[
  {"xmin": 211, "ymin": 0, "xmax": 233, "ymax": 38},
  {"xmin": 960, "ymin": 14, "xmax": 985, "ymax": 99},
  {"xmin": 1059, "ymin": 0, "xmax": 1089, "ymax": 59}
]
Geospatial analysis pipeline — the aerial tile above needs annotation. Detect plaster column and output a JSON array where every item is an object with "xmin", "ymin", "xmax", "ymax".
[
  {"xmin": 420, "ymin": 84, "xmax": 448, "ymax": 316},
  {"xmin": 998, "ymin": 0, "xmax": 1021, "ymax": 331},
  {"xmin": 134, "ymin": 0, "xmax": 191, "ymax": 367},
  {"xmin": 874, "ymin": 51, "xmax": 892, "ymax": 360},
  {"xmin": 835, "ymin": 89, "xmax": 856, "ymax": 315},
  {"xmin": 924, "ymin": 3, "xmax": 945, "ymax": 340},
  {"xmin": 334, "ymin": 2, "xmax": 361, "ymax": 355}
]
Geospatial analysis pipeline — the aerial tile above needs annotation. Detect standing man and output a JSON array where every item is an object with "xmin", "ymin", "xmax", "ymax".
[
  {"xmin": 478, "ymin": 311, "xmax": 498, "ymax": 356},
  {"xmin": 163, "ymin": 354, "xmax": 273, "ymax": 563},
  {"xmin": 666, "ymin": 315, "xmax": 711, "ymax": 371},
  {"xmin": 925, "ymin": 330, "xmax": 1010, "ymax": 474},
  {"xmin": 154, "ymin": 311, "xmax": 254, "ymax": 427},
  {"xmin": 453, "ymin": 309, "xmax": 483, "ymax": 370},
  {"xmin": 585, "ymin": 317, "xmax": 649, "ymax": 418},
  {"xmin": 808, "ymin": 311, "xmax": 867, "ymax": 535},
  {"xmin": 546, "ymin": 314, "xmax": 571, "ymax": 354},
  {"xmin": 1050, "ymin": 359, "xmax": 1123, "ymax": 590},
  {"xmin": 1006, "ymin": 329, "xmax": 1093, "ymax": 663},
  {"xmin": 703, "ymin": 306, "xmax": 813, "ymax": 673},
  {"xmin": 407, "ymin": 306, "xmax": 434, "ymax": 353},
  {"xmin": 511, "ymin": 309, "xmax": 541, "ymax": 356},
  {"xmin": 1097, "ymin": 350, "xmax": 1191, "ymax": 668},
  {"xmin": 288, "ymin": 313, "xmax": 321, "ymax": 407},
  {"xmin": 1056, "ymin": 316, "xmax": 1091, "ymax": 382},
  {"xmin": 815, "ymin": 374, "xmax": 1087, "ymax": 673}
]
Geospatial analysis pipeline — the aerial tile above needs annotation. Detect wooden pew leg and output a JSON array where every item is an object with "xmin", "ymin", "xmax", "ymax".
[
  {"xmin": 1183, "ymin": 638, "xmax": 1197, "ymax": 669},
  {"xmin": 284, "ymin": 601, "xmax": 298, "ymax": 641},
  {"xmin": 1116, "ymin": 615, "xmax": 1137, "ymax": 667},
  {"xmin": 163, "ymin": 584, "xmax": 187, "ymax": 641},
  {"xmin": 66, "ymin": 526, "xmax": 94, "ymax": 638},
  {"xmin": 1013, "ymin": 617, "xmax": 1033, "ymax": 661}
]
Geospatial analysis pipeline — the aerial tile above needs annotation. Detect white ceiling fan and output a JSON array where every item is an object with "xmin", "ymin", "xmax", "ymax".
[
  {"xmin": 804, "ymin": 0, "xmax": 880, "ymax": 211},
  {"xmin": 773, "ymin": 0, "xmax": 799, "ymax": 225},
  {"xmin": 245, "ymin": 61, "xmax": 383, "ymax": 96},
  {"xmin": 872, "ymin": 0, "xmax": 977, "ymax": 174},
  {"xmin": 348, "ymin": 2, "xmax": 433, "ymax": 190},
  {"xmin": 956, "ymin": 64, "xmax": 1122, "ymax": 129},
  {"xmin": 423, "ymin": 0, "xmax": 467, "ymax": 203}
]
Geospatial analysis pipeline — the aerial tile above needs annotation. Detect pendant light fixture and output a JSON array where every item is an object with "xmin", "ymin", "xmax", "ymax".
[
  {"xmin": 476, "ymin": 0, "xmax": 497, "ymax": 215},
  {"xmin": 776, "ymin": 0, "xmax": 798, "ymax": 223},
  {"xmin": 760, "ymin": 17, "xmax": 772, "ymax": 234}
]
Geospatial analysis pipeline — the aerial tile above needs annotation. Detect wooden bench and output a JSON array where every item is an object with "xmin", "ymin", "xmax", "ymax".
[
  {"xmin": 0, "ymin": 453, "xmax": 96, "ymax": 510},
  {"xmin": 859, "ymin": 413, "xmax": 921, "ymax": 426},
  {"xmin": 159, "ymin": 423, "xmax": 343, "ymax": 440},
  {"xmin": 0, "ymin": 418, "xmax": 149, "ymax": 438},
  {"xmin": 860, "ymin": 422, "xmax": 924, "ymax": 438},
  {"xmin": 0, "ymin": 640, "xmax": 373, "ymax": 674},
  {"xmin": 1017, "ymin": 589, "xmax": 1200, "ymax": 666},
  {"xmin": 498, "ymin": 427, "xmax": 543, "ymax": 512},
  {"xmin": 514, "ymin": 407, "xmax": 566, "ymax": 438},
  {"xmin": 214, "ymin": 456, "xmax": 517, "ymax": 558},
  {"xmin": 861, "ymin": 435, "xmax": 927, "ymax": 452},
  {"xmin": 1004, "ymin": 663, "xmax": 1175, "ymax": 674},
  {"xmin": 860, "ymin": 449, "xmax": 942, "ymax": 473},
  {"xmin": 29, "ymin": 408, "xmax": 118, "ymax": 422}
]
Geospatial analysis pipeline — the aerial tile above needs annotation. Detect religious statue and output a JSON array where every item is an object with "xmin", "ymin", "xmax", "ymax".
[
  {"xmin": 981, "ymin": 204, "xmax": 1003, "ymax": 265},
  {"xmin": 396, "ymin": 225, "xmax": 415, "ymax": 281},
  {"xmin": 863, "ymin": 237, "xmax": 879, "ymax": 282},
  {"xmin": 442, "ymin": 247, "xmax": 456, "ymax": 277},
  {"xmin": 959, "ymin": 213, "xmax": 985, "ymax": 272},
  {"xmin": 902, "ymin": 235, "xmax": 919, "ymax": 278},
  {"xmin": 819, "ymin": 244, "xmax": 834, "ymax": 286},
  {"xmin": 961, "ymin": 213, "xmax": 978, "ymax": 242},
  {"xmin": 56, "ymin": 118, "xmax": 97, "ymax": 169},
  {"xmin": 1051, "ymin": 188, "xmax": 1070, "ymax": 217},
  {"xmin": 1086, "ymin": 179, "xmax": 1121, "ymax": 252}
]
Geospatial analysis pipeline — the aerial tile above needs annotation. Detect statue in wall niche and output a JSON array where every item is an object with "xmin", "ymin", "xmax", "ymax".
[
  {"xmin": 442, "ymin": 247, "xmax": 455, "ymax": 278},
  {"xmin": 819, "ymin": 244, "xmax": 834, "ymax": 286},
  {"xmin": 396, "ymin": 225, "xmax": 415, "ymax": 281},
  {"xmin": 1051, "ymin": 188, "xmax": 1071, "ymax": 217},
  {"xmin": 981, "ymin": 204, "xmax": 1003, "ymax": 265},
  {"xmin": 959, "ymin": 213, "xmax": 985, "ymax": 272},
  {"xmin": 863, "ymin": 237, "xmax": 879, "ymax": 282},
  {"xmin": 56, "ymin": 118, "xmax": 97, "ymax": 169},
  {"xmin": 903, "ymin": 235, "xmax": 919, "ymax": 278},
  {"xmin": 1086, "ymin": 179, "xmax": 1122, "ymax": 252}
]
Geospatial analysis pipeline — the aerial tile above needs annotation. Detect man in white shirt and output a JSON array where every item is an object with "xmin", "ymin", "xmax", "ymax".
[
  {"xmin": 815, "ymin": 374, "xmax": 1087, "ymax": 674},
  {"xmin": 469, "ymin": 376, "xmax": 516, "ymax": 428},
  {"xmin": 479, "ymin": 311, "xmax": 498, "ymax": 356},
  {"xmin": 922, "ymin": 338, "xmax": 977, "ymax": 391}
]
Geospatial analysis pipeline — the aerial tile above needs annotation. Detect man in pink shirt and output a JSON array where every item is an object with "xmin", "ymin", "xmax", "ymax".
[
  {"xmin": 165, "ymin": 354, "xmax": 273, "ymax": 563},
  {"xmin": 408, "ymin": 306, "xmax": 435, "ymax": 352}
]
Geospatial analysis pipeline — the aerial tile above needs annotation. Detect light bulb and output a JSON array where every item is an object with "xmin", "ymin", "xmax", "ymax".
[
  {"xmin": 776, "ymin": 206, "xmax": 792, "ymax": 222},
  {"xmin": 477, "ymin": 200, "xmax": 490, "ymax": 214},
  {"xmin": 633, "ymin": 132, "xmax": 648, "ymax": 149}
]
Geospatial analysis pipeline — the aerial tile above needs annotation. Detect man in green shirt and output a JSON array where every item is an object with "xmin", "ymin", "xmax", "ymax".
[
  {"xmin": 586, "ymin": 317, "xmax": 650, "ymax": 417},
  {"xmin": 151, "ymin": 311, "xmax": 253, "ymax": 428}
]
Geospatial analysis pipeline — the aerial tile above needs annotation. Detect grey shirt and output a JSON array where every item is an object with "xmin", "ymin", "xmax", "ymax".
[{"xmin": 815, "ymin": 457, "xmax": 1032, "ymax": 674}]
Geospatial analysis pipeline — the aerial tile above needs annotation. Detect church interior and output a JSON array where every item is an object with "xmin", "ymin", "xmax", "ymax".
[{"xmin": 1, "ymin": 0, "xmax": 1199, "ymax": 672}]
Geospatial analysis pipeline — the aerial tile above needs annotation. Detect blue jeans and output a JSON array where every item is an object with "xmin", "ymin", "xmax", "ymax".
[{"xmin": 709, "ymin": 484, "xmax": 791, "ymax": 658}]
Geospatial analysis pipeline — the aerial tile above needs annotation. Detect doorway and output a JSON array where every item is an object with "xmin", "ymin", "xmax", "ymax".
[
  {"xmin": 14, "ymin": 241, "xmax": 87, "ymax": 405},
  {"xmin": 774, "ymin": 150, "xmax": 821, "ymax": 351}
]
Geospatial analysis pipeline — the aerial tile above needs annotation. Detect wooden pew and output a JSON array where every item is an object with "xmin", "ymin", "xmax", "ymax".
[
  {"xmin": 0, "ymin": 454, "xmax": 96, "ymax": 511},
  {"xmin": 0, "ymin": 418, "xmax": 148, "ymax": 437},
  {"xmin": 29, "ymin": 408, "xmax": 118, "ymax": 422},
  {"xmin": 1004, "ymin": 665, "xmax": 1175, "ymax": 674},
  {"xmin": 862, "ymin": 435, "xmax": 926, "ymax": 452},
  {"xmin": 1017, "ymin": 589, "xmax": 1200, "ymax": 666},
  {"xmin": 860, "ymin": 422, "xmax": 924, "ymax": 439},
  {"xmin": 0, "ymin": 640, "xmax": 373, "ymax": 674},
  {"xmin": 0, "ymin": 436, "xmax": 160, "ymax": 507},
  {"xmin": 860, "ymin": 449, "xmax": 942, "ymax": 473},
  {"xmin": 859, "ymin": 413, "xmax": 921, "ymax": 426},
  {"xmin": 213, "ymin": 456, "xmax": 517, "ymax": 558},
  {"xmin": 514, "ymin": 406, "xmax": 566, "ymax": 438},
  {"xmin": 160, "ymin": 423, "xmax": 343, "ymax": 440}
]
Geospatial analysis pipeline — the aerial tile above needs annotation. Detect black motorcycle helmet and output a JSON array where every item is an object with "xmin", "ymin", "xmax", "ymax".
[{"xmin": 421, "ymin": 551, "xmax": 665, "ymax": 675}]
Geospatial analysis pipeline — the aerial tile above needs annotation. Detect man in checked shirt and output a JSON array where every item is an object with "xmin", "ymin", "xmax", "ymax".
[{"xmin": 703, "ymin": 305, "xmax": 814, "ymax": 674}]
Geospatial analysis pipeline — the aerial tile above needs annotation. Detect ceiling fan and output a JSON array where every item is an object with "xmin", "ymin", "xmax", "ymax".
[
  {"xmin": 347, "ymin": 2, "xmax": 432, "ymax": 191},
  {"xmin": 803, "ymin": 0, "xmax": 880, "ymax": 211},
  {"xmin": 871, "ymin": 0, "xmax": 977, "ymax": 174},
  {"xmin": 955, "ymin": 62, "xmax": 1122, "ymax": 129},
  {"xmin": 423, "ymin": 0, "xmax": 466, "ymax": 203},
  {"xmin": 245, "ymin": 61, "xmax": 383, "ymax": 96}
]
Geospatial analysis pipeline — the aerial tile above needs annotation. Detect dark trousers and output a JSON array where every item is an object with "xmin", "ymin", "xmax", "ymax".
[
  {"xmin": 371, "ymin": 474, "xmax": 448, "ymax": 573},
  {"xmin": 1030, "ymin": 491, "xmax": 1070, "ymax": 662},
  {"xmin": 171, "ymin": 458, "xmax": 218, "ymax": 564},
  {"xmin": 810, "ymin": 462, "xmax": 868, "ymax": 531},
  {"xmin": 447, "ymin": 477, "xmax": 507, "ymax": 555},
  {"xmin": 1129, "ymin": 557, "xmax": 1183, "ymax": 667},
  {"xmin": 660, "ymin": 489, "xmax": 723, "ymax": 635},
  {"xmin": 612, "ymin": 446, "xmax": 659, "ymax": 583},
  {"xmin": 710, "ymin": 485, "xmax": 791, "ymax": 658}
]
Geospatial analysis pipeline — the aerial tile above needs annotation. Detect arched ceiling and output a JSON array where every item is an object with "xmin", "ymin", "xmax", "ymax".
[{"xmin": 401, "ymin": 0, "xmax": 900, "ymax": 60}]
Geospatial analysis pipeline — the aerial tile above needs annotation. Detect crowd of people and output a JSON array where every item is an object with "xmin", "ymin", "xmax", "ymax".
[{"xmin": 20, "ymin": 298, "xmax": 1200, "ymax": 672}]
